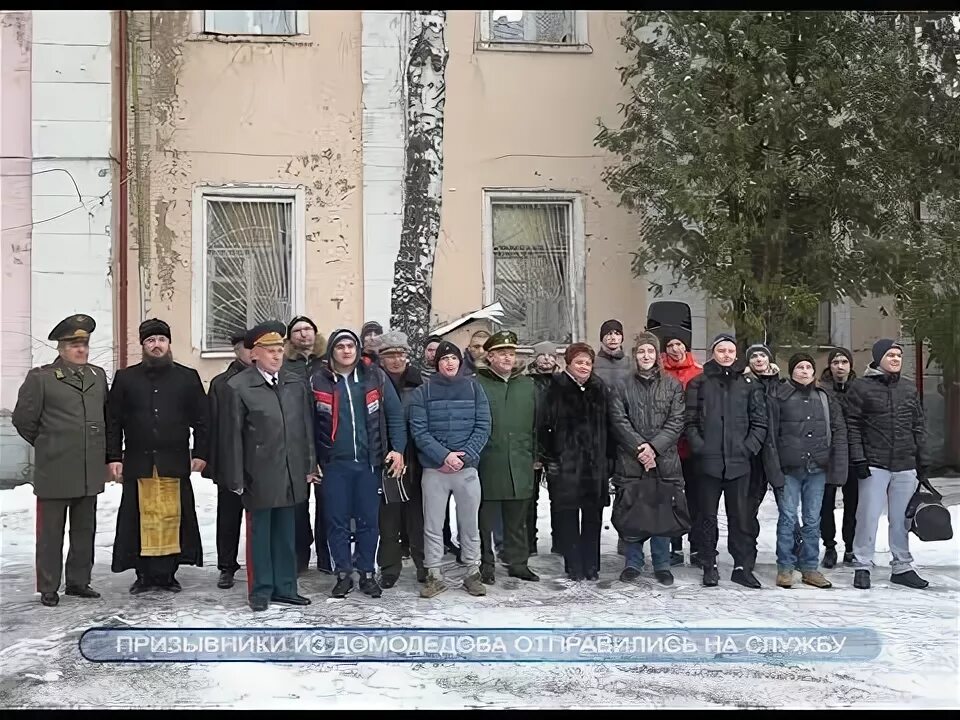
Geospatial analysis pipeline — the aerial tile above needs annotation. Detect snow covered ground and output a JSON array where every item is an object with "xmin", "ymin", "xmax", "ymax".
[{"xmin": 1, "ymin": 476, "xmax": 958, "ymax": 709}]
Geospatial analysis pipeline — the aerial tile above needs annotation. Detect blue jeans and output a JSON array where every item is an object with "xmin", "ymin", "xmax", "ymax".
[
  {"xmin": 776, "ymin": 470, "xmax": 826, "ymax": 571},
  {"xmin": 624, "ymin": 537, "xmax": 671, "ymax": 572}
]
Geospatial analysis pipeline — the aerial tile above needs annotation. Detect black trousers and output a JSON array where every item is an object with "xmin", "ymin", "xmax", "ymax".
[
  {"xmin": 821, "ymin": 476, "xmax": 858, "ymax": 552},
  {"xmin": 216, "ymin": 487, "xmax": 244, "ymax": 573},
  {"xmin": 36, "ymin": 495, "xmax": 97, "ymax": 593},
  {"xmin": 694, "ymin": 474, "xmax": 756, "ymax": 570},
  {"xmin": 378, "ymin": 499, "xmax": 425, "ymax": 578},
  {"xmin": 136, "ymin": 555, "xmax": 179, "ymax": 585},
  {"xmin": 554, "ymin": 504, "xmax": 602, "ymax": 576},
  {"xmin": 295, "ymin": 484, "xmax": 331, "ymax": 572},
  {"xmin": 479, "ymin": 499, "xmax": 530, "ymax": 573}
]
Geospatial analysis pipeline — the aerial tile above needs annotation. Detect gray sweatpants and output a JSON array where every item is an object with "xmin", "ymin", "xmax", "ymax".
[
  {"xmin": 422, "ymin": 467, "xmax": 481, "ymax": 572},
  {"xmin": 853, "ymin": 467, "xmax": 919, "ymax": 574}
]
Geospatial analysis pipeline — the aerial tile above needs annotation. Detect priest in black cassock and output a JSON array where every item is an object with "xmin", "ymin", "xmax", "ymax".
[{"xmin": 107, "ymin": 318, "xmax": 209, "ymax": 593}]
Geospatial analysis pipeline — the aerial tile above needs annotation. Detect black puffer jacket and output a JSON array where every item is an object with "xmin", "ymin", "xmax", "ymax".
[
  {"xmin": 846, "ymin": 367, "xmax": 928, "ymax": 472},
  {"xmin": 540, "ymin": 372, "xmax": 610, "ymax": 510},
  {"xmin": 685, "ymin": 360, "xmax": 768, "ymax": 480},
  {"xmin": 764, "ymin": 380, "xmax": 849, "ymax": 487},
  {"xmin": 818, "ymin": 368, "xmax": 856, "ymax": 418},
  {"xmin": 608, "ymin": 367, "xmax": 685, "ymax": 485}
]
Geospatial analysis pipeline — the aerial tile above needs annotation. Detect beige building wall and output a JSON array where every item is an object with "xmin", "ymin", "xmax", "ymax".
[
  {"xmin": 432, "ymin": 10, "xmax": 643, "ymax": 346},
  {"xmin": 122, "ymin": 11, "xmax": 363, "ymax": 383}
]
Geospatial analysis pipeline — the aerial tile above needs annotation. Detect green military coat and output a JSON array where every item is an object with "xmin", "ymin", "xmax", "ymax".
[
  {"xmin": 475, "ymin": 366, "xmax": 536, "ymax": 501},
  {"xmin": 12, "ymin": 357, "xmax": 108, "ymax": 498}
]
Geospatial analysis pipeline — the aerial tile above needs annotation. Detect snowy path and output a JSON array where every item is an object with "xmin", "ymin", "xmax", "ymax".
[{"xmin": 1, "ymin": 477, "xmax": 958, "ymax": 709}]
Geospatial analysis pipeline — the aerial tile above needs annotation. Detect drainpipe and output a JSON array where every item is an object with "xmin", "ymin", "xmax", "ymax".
[{"xmin": 117, "ymin": 10, "xmax": 129, "ymax": 369}]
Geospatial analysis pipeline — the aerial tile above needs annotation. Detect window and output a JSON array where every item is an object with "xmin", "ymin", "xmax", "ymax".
[
  {"xmin": 203, "ymin": 10, "xmax": 300, "ymax": 36},
  {"xmin": 193, "ymin": 187, "xmax": 305, "ymax": 354},
  {"xmin": 480, "ymin": 10, "xmax": 587, "ymax": 46},
  {"xmin": 483, "ymin": 192, "xmax": 586, "ymax": 346}
]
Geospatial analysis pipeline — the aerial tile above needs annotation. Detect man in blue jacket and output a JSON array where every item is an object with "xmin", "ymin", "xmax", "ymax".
[
  {"xmin": 310, "ymin": 328, "xmax": 407, "ymax": 599},
  {"xmin": 408, "ymin": 341, "xmax": 491, "ymax": 598}
]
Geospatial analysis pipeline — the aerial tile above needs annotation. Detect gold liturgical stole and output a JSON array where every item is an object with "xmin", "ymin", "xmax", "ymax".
[{"xmin": 137, "ymin": 467, "xmax": 181, "ymax": 556}]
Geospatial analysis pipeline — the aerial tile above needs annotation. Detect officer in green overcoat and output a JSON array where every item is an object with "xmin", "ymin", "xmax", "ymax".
[
  {"xmin": 475, "ymin": 330, "xmax": 540, "ymax": 584},
  {"xmin": 12, "ymin": 314, "xmax": 109, "ymax": 607}
]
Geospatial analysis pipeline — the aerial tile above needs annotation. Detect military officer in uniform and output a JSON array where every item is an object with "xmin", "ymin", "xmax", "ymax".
[
  {"xmin": 12, "ymin": 314, "xmax": 109, "ymax": 607},
  {"xmin": 218, "ymin": 322, "xmax": 319, "ymax": 611}
]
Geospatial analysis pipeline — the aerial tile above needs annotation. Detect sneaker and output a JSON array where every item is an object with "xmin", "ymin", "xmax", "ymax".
[
  {"xmin": 462, "ymin": 572, "xmax": 486, "ymax": 596},
  {"xmin": 480, "ymin": 566, "xmax": 495, "ymax": 585},
  {"xmin": 359, "ymin": 573, "xmax": 382, "ymax": 598},
  {"xmin": 802, "ymin": 570, "xmax": 832, "ymax": 588},
  {"xmin": 420, "ymin": 571, "xmax": 447, "ymax": 598},
  {"xmin": 853, "ymin": 569, "xmax": 870, "ymax": 590},
  {"xmin": 890, "ymin": 570, "xmax": 929, "ymax": 589},
  {"xmin": 669, "ymin": 551, "xmax": 683, "ymax": 567},
  {"xmin": 40, "ymin": 592, "xmax": 59, "ymax": 607},
  {"xmin": 702, "ymin": 565, "xmax": 719, "ymax": 587},
  {"xmin": 731, "ymin": 568, "xmax": 761, "ymax": 589},
  {"xmin": 842, "ymin": 551, "xmax": 856, "ymax": 566},
  {"xmin": 776, "ymin": 570, "xmax": 795, "ymax": 588},
  {"xmin": 822, "ymin": 547, "xmax": 837, "ymax": 569},
  {"xmin": 508, "ymin": 567, "xmax": 540, "ymax": 582},
  {"xmin": 331, "ymin": 573, "xmax": 354, "ymax": 598},
  {"xmin": 655, "ymin": 570, "xmax": 674, "ymax": 586}
]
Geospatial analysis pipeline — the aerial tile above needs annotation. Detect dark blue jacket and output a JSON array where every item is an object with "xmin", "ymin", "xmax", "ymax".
[
  {"xmin": 408, "ymin": 374, "xmax": 491, "ymax": 469},
  {"xmin": 309, "ymin": 361, "xmax": 407, "ymax": 469}
]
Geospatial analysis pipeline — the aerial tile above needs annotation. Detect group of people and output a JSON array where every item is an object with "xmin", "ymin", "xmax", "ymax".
[{"xmin": 12, "ymin": 309, "xmax": 931, "ymax": 612}]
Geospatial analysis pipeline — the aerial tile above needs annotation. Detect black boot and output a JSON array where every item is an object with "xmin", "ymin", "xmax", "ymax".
[
  {"xmin": 731, "ymin": 568, "xmax": 761, "ymax": 589},
  {"xmin": 379, "ymin": 573, "xmax": 399, "ymax": 589},
  {"xmin": 619, "ymin": 567, "xmax": 641, "ymax": 583},
  {"xmin": 249, "ymin": 596, "xmax": 269, "ymax": 612},
  {"xmin": 702, "ymin": 565, "xmax": 719, "ymax": 587},
  {"xmin": 163, "ymin": 577, "xmax": 182, "ymax": 593},
  {"xmin": 655, "ymin": 570, "xmax": 674, "ymax": 586},
  {"xmin": 480, "ymin": 566, "xmax": 495, "ymax": 585},
  {"xmin": 129, "ymin": 578, "xmax": 151, "ymax": 595},
  {"xmin": 854, "ymin": 570, "xmax": 870, "ymax": 589},
  {"xmin": 508, "ymin": 567, "xmax": 540, "ymax": 582},
  {"xmin": 843, "ymin": 551, "xmax": 856, "ymax": 566},
  {"xmin": 822, "ymin": 547, "xmax": 838, "ymax": 569},
  {"xmin": 40, "ymin": 592, "xmax": 60, "ymax": 607},
  {"xmin": 890, "ymin": 570, "xmax": 929, "ymax": 589},
  {"xmin": 331, "ymin": 573, "xmax": 354, "ymax": 598},
  {"xmin": 65, "ymin": 585, "xmax": 101, "ymax": 598},
  {"xmin": 217, "ymin": 570, "xmax": 236, "ymax": 589},
  {"xmin": 271, "ymin": 593, "xmax": 311, "ymax": 606},
  {"xmin": 359, "ymin": 572, "xmax": 382, "ymax": 598}
]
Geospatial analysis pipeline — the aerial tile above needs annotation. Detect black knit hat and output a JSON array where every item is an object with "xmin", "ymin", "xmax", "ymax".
[
  {"xmin": 600, "ymin": 319, "xmax": 624, "ymax": 340},
  {"xmin": 139, "ymin": 318, "xmax": 171, "ymax": 344},
  {"xmin": 788, "ymin": 352, "xmax": 816, "ymax": 377},
  {"xmin": 434, "ymin": 340, "xmax": 462, "ymax": 369},
  {"xmin": 710, "ymin": 333, "xmax": 737, "ymax": 353},
  {"xmin": 871, "ymin": 339, "xmax": 902, "ymax": 367},
  {"xmin": 230, "ymin": 330, "xmax": 248, "ymax": 346},
  {"xmin": 287, "ymin": 316, "xmax": 318, "ymax": 338},
  {"xmin": 827, "ymin": 347, "xmax": 854, "ymax": 367}
]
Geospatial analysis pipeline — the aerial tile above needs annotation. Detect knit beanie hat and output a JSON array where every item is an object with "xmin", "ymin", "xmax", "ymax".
[
  {"xmin": 434, "ymin": 340, "xmax": 462, "ymax": 368},
  {"xmin": 564, "ymin": 342, "xmax": 595, "ymax": 366},
  {"xmin": 788, "ymin": 352, "xmax": 816, "ymax": 376},
  {"xmin": 287, "ymin": 315, "xmax": 318, "ymax": 338},
  {"xmin": 633, "ymin": 331, "xmax": 661, "ymax": 356},
  {"xmin": 532, "ymin": 340, "xmax": 557, "ymax": 359},
  {"xmin": 710, "ymin": 333, "xmax": 736, "ymax": 353},
  {"xmin": 871, "ymin": 339, "xmax": 902, "ymax": 368},
  {"xmin": 600, "ymin": 319, "xmax": 624, "ymax": 340},
  {"xmin": 746, "ymin": 343, "xmax": 774, "ymax": 362},
  {"xmin": 827, "ymin": 347, "xmax": 854, "ymax": 366}
]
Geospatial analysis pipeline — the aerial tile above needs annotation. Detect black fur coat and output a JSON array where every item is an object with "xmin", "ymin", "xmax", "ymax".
[{"xmin": 539, "ymin": 372, "xmax": 610, "ymax": 510}]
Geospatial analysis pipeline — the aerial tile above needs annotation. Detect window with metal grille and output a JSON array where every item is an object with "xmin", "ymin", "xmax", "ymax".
[
  {"xmin": 203, "ymin": 197, "xmax": 293, "ymax": 352},
  {"xmin": 488, "ymin": 10, "xmax": 579, "ymax": 44},
  {"xmin": 491, "ymin": 201, "xmax": 574, "ymax": 345},
  {"xmin": 203, "ymin": 10, "xmax": 297, "ymax": 36}
]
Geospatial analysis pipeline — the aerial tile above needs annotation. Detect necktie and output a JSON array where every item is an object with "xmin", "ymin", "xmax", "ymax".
[{"xmin": 271, "ymin": 376, "xmax": 279, "ymax": 388}]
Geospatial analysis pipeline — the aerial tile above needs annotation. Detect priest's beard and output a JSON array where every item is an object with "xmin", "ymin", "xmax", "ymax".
[{"xmin": 143, "ymin": 350, "xmax": 174, "ymax": 369}]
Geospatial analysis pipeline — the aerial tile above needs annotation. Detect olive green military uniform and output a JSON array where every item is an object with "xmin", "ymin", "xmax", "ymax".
[
  {"xmin": 12, "ymin": 315, "xmax": 108, "ymax": 596},
  {"xmin": 475, "ymin": 331, "xmax": 537, "ymax": 577}
]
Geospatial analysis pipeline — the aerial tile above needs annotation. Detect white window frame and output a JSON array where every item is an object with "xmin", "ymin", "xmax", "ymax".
[
  {"xmin": 194, "ymin": 10, "xmax": 310, "ymax": 38},
  {"xmin": 478, "ymin": 10, "xmax": 591, "ymax": 53},
  {"xmin": 481, "ymin": 189, "xmax": 587, "ymax": 345},
  {"xmin": 191, "ymin": 184, "xmax": 306, "ymax": 358}
]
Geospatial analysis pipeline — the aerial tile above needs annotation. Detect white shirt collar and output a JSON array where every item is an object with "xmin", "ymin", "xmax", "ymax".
[{"xmin": 259, "ymin": 368, "xmax": 279, "ymax": 385}]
